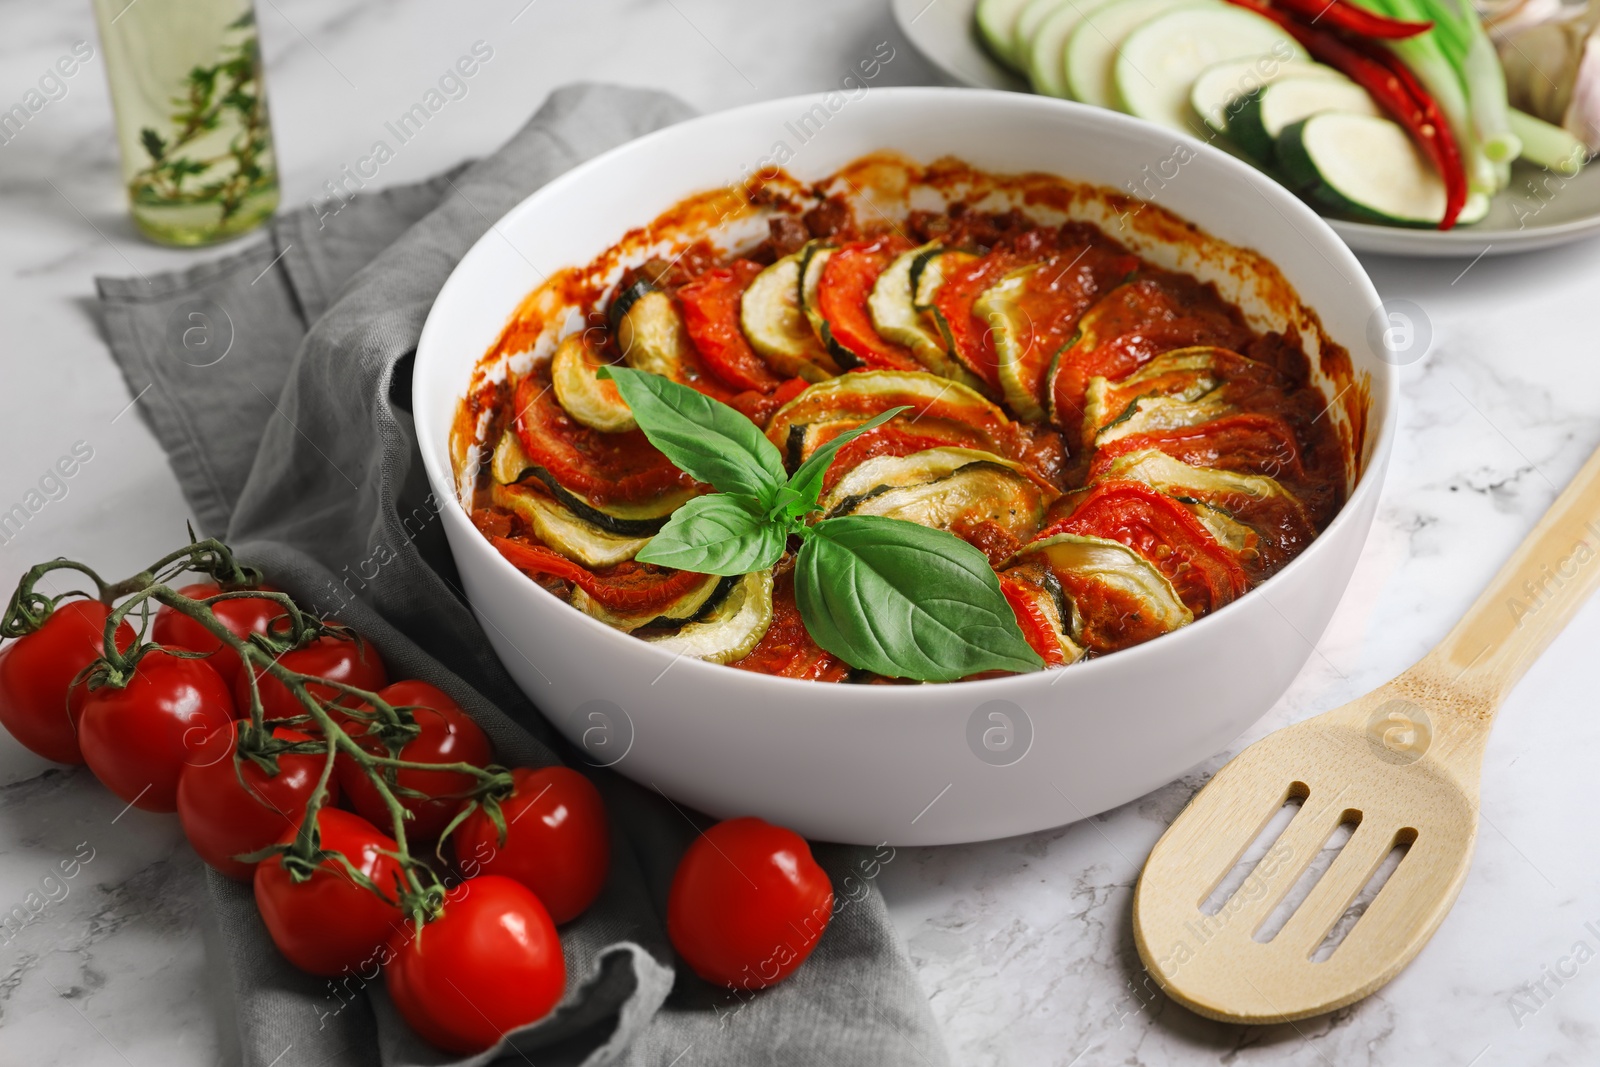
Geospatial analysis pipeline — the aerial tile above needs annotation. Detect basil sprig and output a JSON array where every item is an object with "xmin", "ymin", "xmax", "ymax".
[{"xmin": 599, "ymin": 367, "xmax": 1043, "ymax": 682}]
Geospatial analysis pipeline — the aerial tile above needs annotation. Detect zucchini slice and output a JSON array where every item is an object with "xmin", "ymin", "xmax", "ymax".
[
  {"xmin": 613, "ymin": 283, "xmax": 698, "ymax": 381},
  {"xmin": 1013, "ymin": 0, "xmax": 1071, "ymax": 65},
  {"xmin": 1093, "ymin": 393, "xmax": 1238, "ymax": 447},
  {"xmin": 1099, "ymin": 447, "xmax": 1296, "ymax": 508},
  {"xmin": 490, "ymin": 483, "xmax": 650, "ymax": 568},
  {"xmin": 797, "ymin": 241, "xmax": 837, "ymax": 350},
  {"xmin": 643, "ymin": 569, "xmax": 775, "ymax": 664},
  {"xmin": 1026, "ymin": 0, "xmax": 1099, "ymax": 98},
  {"xmin": 1275, "ymin": 113, "xmax": 1446, "ymax": 227},
  {"xmin": 1228, "ymin": 77, "xmax": 1379, "ymax": 163},
  {"xmin": 767, "ymin": 370, "xmax": 1015, "ymax": 465},
  {"xmin": 911, "ymin": 248, "xmax": 978, "ymax": 311},
  {"xmin": 740, "ymin": 252, "xmax": 838, "ymax": 381},
  {"xmin": 822, "ymin": 446, "xmax": 1052, "ymax": 513},
  {"xmin": 550, "ymin": 334, "xmax": 635, "ymax": 434},
  {"xmin": 1190, "ymin": 58, "xmax": 1347, "ymax": 137},
  {"xmin": 1010, "ymin": 532, "xmax": 1192, "ymax": 652},
  {"xmin": 572, "ymin": 572, "xmax": 729, "ymax": 633},
  {"xmin": 1065, "ymin": 0, "xmax": 1194, "ymax": 108},
  {"xmin": 869, "ymin": 244, "xmax": 988, "ymax": 390},
  {"xmin": 1114, "ymin": 4, "xmax": 1306, "ymax": 135},
  {"xmin": 826, "ymin": 456, "xmax": 1052, "ymax": 542},
  {"xmin": 1000, "ymin": 571, "xmax": 1086, "ymax": 665},
  {"xmin": 976, "ymin": 0, "xmax": 1036, "ymax": 71},
  {"xmin": 971, "ymin": 264, "xmax": 1050, "ymax": 423},
  {"xmin": 491, "ymin": 430, "xmax": 694, "ymax": 530}
]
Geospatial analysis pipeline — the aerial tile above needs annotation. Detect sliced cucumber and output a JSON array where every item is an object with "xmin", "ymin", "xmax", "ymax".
[
  {"xmin": 1027, "ymin": 0, "xmax": 1103, "ymax": 98},
  {"xmin": 1276, "ymin": 113, "xmax": 1446, "ymax": 227},
  {"xmin": 1228, "ymin": 77, "xmax": 1380, "ymax": 163},
  {"xmin": 741, "ymin": 252, "xmax": 838, "ymax": 382},
  {"xmin": 490, "ymin": 483, "xmax": 650, "ymax": 569},
  {"xmin": 971, "ymin": 264, "xmax": 1049, "ymax": 422},
  {"xmin": 869, "ymin": 244, "xmax": 987, "ymax": 389},
  {"xmin": 1190, "ymin": 59, "xmax": 1347, "ymax": 138},
  {"xmin": 645, "ymin": 570, "xmax": 774, "ymax": 664},
  {"xmin": 551, "ymin": 334, "xmax": 635, "ymax": 434},
  {"xmin": 976, "ymin": 0, "xmax": 1037, "ymax": 72},
  {"xmin": 1065, "ymin": 0, "xmax": 1200, "ymax": 108},
  {"xmin": 1114, "ymin": 5, "xmax": 1305, "ymax": 136}
]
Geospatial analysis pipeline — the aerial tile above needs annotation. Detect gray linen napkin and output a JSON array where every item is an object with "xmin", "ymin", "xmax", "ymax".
[{"xmin": 95, "ymin": 83, "xmax": 948, "ymax": 1067}]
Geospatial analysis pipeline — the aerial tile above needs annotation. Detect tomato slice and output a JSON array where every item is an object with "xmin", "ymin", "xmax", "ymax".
[
  {"xmin": 492, "ymin": 536, "xmax": 709, "ymax": 613},
  {"xmin": 678, "ymin": 260, "xmax": 783, "ymax": 393},
  {"xmin": 933, "ymin": 250, "xmax": 1029, "ymax": 390},
  {"xmin": 729, "ymin": 570, "xmax": 851, "ymax": 681},
  {"xmin": 1088, "ymin": 412, "xmax": 1305, "ymax": 484},
  {"xmin": 513, "ymin": 369, "xmax": 693, "ymax": 505},
  {"xmin": 817, "ymin": 425, "xmax": 971, "ymax": 494},
  {"xmin": 1000, "ymin": 243, "xmax": 1140, "ymax": 412},
  {"xmin": 1049, "ymin": 273, "xmax": 1255, "ymax": 440},
  {"xmin": 816, "ymin": 236, "xmax": 921, "ymax": 371},
  {"xmin": 998, "ymin": 573, "xmax": 1073, "ymax": 666},
  {"xmin": 1041, "ymin": 481, "xmax": 1250, "ymax": 616}
]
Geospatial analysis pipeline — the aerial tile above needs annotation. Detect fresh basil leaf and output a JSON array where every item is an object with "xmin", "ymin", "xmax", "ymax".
[
  {"xmin": 794, "ymin": 515, "xmax": 1043, "ymax": 681},
  {"xmin": 785, "ymin": 406, "xmax": 911, "ymax": 514},
  {"xmin": 599, "ymin": 367, "xmax": 786, "ymax": 502},
  {"xmin": 635, "ymin": 495, "xmax": 786, "ymax": 576}
]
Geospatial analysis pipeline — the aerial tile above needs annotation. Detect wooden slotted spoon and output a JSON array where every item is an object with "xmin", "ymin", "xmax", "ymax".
[{"xmin": 1133, "ymin": 443, "xmax": 1600, "ymax": 1023}]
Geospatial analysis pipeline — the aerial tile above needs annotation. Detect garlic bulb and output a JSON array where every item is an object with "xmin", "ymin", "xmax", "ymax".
[{"xmin": 1495, "ymin": 0, "xmax": 1600, "ymax": 151}]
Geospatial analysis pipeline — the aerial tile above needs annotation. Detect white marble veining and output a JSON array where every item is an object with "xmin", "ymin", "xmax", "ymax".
[{"xmin": 1, "ymin": 1, "xmax": 1597, "ymax": 1064}]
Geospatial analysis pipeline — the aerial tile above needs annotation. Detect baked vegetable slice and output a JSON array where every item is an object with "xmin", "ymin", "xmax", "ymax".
[
  {"xmin": 739, "ymin": 252, "xmax": 839, "ymax": 381},
  {"xmin": 550, "ymin": 333, "xmax": 635, "ymax": 434},
  {"xmin": 490, "ymin": 483, "xmax": 651, "ymax": 568},
  {"xmin": 492, "ymin": 427, "xmax": 694, "ymax": 529},
  {"xmin": 869, "ymin": 243, "xmax": 988, "ymax": 389},
  {"xmin": 610, "ymin": 279, "xmax": 734, "ymax": 396},
  {"xmin": 642, "ymin": 569, "xmax": 775, "ymax": 664},
  {"xmin": 1007, "ymin": 532, "xmax": 1192, "ymax": 653},
  {"xmin": 677, "ymin": 260, "xmax": 784, "ymax": 392},
  {"xmin": 572, "ymin": 572, "xmax": 730, "ymax": 632},
  {"xmin": 821, "ymin": 448, "xmax": 1054, "ymax": 543},
  {"xmin": 998, "ymin": 571, "xmax": 1085, "ymax": 666},
  {"xmin": 814, "ymin": 236, "xmax": 923, "ymax": 371}
]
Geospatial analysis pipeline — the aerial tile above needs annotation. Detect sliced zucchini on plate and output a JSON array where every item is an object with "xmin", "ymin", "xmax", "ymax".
[
  {"xmin": 1065, "ymin": 0, "xmax": 1198, "ymax": 108},
  {"xmin": 490, "ymin": 483, "xmax": 651, "ymax": 568},
  {"xmin": 971, "ymin": 264, "xmax": 1049, "ymax": 422},
  {"xmin": 490, "ymin": 429, "xmax": 694, "ymax": 530},
  {"xmin": 644, "ymin": 569, "xmax": 774, "ymax": 664},
  {"xmin": 869, "ymin": 243, "xmax": 988, "ymax": 389},
  {"xmin": 1228, "ymin": 77, "xmax": 1380, "ymax": 163},
  {"xmin": 550, "ymin": 334, "xmax": 634, "ymax": 434},
  {"xmin": 1026, "ymin": 0, "xmax": 1103, "ymax": 98},
  {"xmin": 1190, "ymin": 58, "xmax": 1348, "ymax": 137},
  {"xmin": 826, "ymin": 456, "xmax": 1052, "ymax": 542},
  {"xmin": 1013, "ymin": 0, "xmax": 1072, "ymax": 69},
  {"xmin": 1275, "ymin": 113, "xmax": 1447, "ymax": 227},
  {"xmin": 1114, "ymin": 4, "xmax": 1306, "ymax": 135},
  {"xmin": 976, "ymin": 0, "xmax": 1037, "ymax": 71},
  {"xmin": 740, "ymin": 252, "xmax": 839, "ymax": 381},
  {"xmin": 572, "ymin": 572, "xmax": 731, "ymax": 633}
]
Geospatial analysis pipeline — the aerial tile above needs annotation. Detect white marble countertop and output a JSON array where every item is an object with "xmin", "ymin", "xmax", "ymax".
[{"xmin": 3, "ymin": 1, "xmax": 1598, "ymax": 1064}]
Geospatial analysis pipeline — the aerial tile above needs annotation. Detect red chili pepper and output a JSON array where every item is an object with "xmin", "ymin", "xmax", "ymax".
[
  {"xmin": 1223, "ymin": 0, "xmax": 1466, "ymax": 229},
  {"xmin": 1266, "ymin": 0, "xmax": 1430, "ymax": 39}
]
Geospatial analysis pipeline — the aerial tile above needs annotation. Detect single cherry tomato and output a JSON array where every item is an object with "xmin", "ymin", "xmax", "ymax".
[
  {"xmin": 177, "ymin": 722, "xmax": 334, "ymax": 881},
  {"xmin": 386, "ymin": 875, "xmax": 564, "ymax": 1054},
  {"xmin": 77, "ymin": 650, "xmax": 237, "ymax": 812},
  {"xmin": 152, "ymin": 582, "xmax": 286, "ymax": 685},
  {"xmin": 234, "ymin": 628, "xmax": 387, "ymax": 726},
  {"xmin": 667, "ymin": 816, "xmax": 834, "ymax": 990},
  {"xmin": 254, "ymin": 807, "xmax": 405, "ymax": 977},
  {"xmin": 336, "ymin": 681, "xmax": 493, "ymax": 841},
  {"xmin": 451, "ymin": 766, "xmax": 609, "ymax": 924},
  {"xmin": 0, "ymin": 599, "xmax": 135, "ymax": 765}
]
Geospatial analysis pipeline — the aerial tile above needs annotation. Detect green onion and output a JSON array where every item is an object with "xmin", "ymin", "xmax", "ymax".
[{"xmin": 1508, "ymin": 108, "xmax": 1589, "ymax": 176}]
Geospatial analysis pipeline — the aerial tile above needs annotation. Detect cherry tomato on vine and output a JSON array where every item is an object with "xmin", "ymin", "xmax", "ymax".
[
  {"xmin": 177, "ymin": 722, "xmax": 334, "ymax": 881},
  {"xmin": 335, "ymin": 680, "xmax": 493, "ymax": 841},
  {"xmin": 234, "ymin": 628, "xmax": 387, "ymax": 726},
  {"xmin": 385, "ymin": 875, "xmax": 565, "ymax": 1054},
  {"xmin": 152, "ymin": 582, "xmax": 286, "ymax": 685},
  {"xmin": 0, "ymin": 599, "xmax": 135, "ymax": 765},
  {"xmin": 76, "ymin": 650, "xmax": 237, "ymax": 812},
  {"xmin": 667, "ymin": 817, "xmax": 833, "ymax": 990},
  {"xmin": 451, "ymin": 766, "xmax": 609, "ymax": 924},
  {"xmin": 254, "ymin": 807, "xmax": 405, "ymax": 977}
]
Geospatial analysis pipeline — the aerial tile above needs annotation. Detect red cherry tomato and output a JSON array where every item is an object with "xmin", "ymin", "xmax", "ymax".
[
  {"xmin": 451, "ymin": 766, "xmax": 609, "ymax": 924},
  {"xmin": 234, "ymin": 628, "xmax": 387, "ymax": 726},
  {"xmin": 667, "ymin": 817, "xmax": 834, "ymax": 990},
  {"xmin": 254, "ymin": 807, "xmax": 405, "ymax": 977},
  {"xmin": 335, "ymin": 681, "xmax": 493, "ymax": 841},
  {"xmin": 152, "ymin": 582, "xmax": 286, "ymax": 685},
  {"xmin": 177, "ymin": 722, "xmax": 334, "ymax": 881},
  {"xmin": 76, "ymin": 650, "xmax": 237, "ymax": 813},
  {"xmin": 386, "ymin": 875, "xmax": 564, "ymax": 1054},
  {"xmin": 0, "ymin": 599, "xmax": 135, "ymax": 765}
]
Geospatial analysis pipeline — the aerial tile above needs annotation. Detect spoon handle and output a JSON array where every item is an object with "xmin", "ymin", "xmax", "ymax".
[{"xmin": 1419, "ymin": 442, "xmax": 1600, "ymax": 716}]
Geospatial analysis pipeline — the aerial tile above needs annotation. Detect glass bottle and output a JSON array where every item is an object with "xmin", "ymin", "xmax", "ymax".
[{"xmin": 92, "ymin": 0, "xmax": 279, "ymax": 246}]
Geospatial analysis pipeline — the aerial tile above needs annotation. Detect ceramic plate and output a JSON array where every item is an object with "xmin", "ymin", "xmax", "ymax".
[{"xmin": 892, "ymin": 0, "xmax": 1600, "ymax": 258}]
